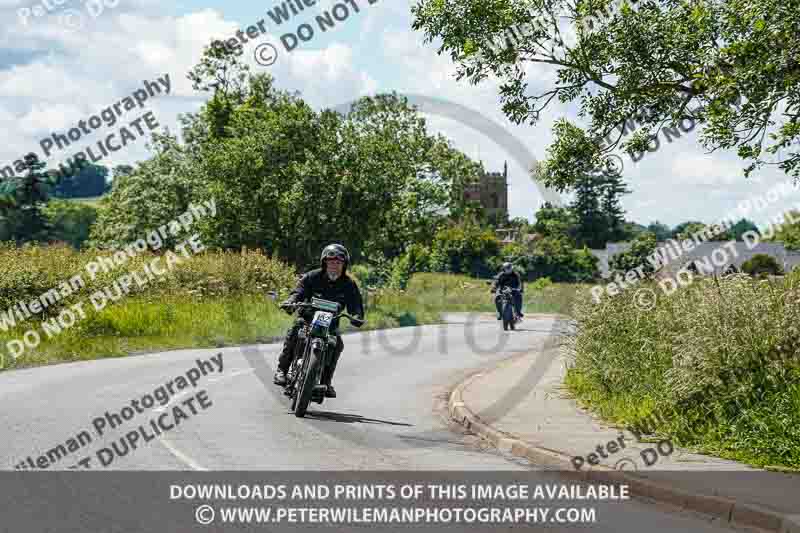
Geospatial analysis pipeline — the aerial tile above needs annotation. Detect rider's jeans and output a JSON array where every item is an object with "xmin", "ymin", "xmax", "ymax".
[
  {"xmin": 278, "ymin": 317, "xmax": 344, "ymax": 374},
  {"xmin": 494, "ymin": 291, "xmax": 522, "ymax": 316}
]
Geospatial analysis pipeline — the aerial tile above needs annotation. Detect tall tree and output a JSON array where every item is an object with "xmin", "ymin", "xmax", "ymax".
[
  {"xmin": 412, "ymin": 0, "xmax": 800, "ymax": 187},
  {"xmin": 532, "ymin": 202, "xmax": 578, "ymax": 242},
  {"xmin": 0, "ymin": 154, "xmax": 51, "ymax": 243},
  {"xmin": 599, "ymin": 168, "xmax": 631, "ymax": 243},
  {"xmin": 88, "ymin": 133, "xmax": 196, "ymax": 249},
  {"xmin": 91, "ymin": 43, "xmax": 483, "ymax": 270},
  {"xmin": 570, "ymin": 172, "xmax": 606, "ymax": 248},
  {"xmin": 52, "ymin": 163, "xmax": 109, "ymax": 198},
  {"xmin": 569, "ymin": 168, "xmax": 631, "ymax": 248}
]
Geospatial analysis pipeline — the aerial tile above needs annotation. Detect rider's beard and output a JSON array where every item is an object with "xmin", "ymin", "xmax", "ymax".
[{"xmin": 327, "ymin": 269, "xmax": 341, "ymax": 281}]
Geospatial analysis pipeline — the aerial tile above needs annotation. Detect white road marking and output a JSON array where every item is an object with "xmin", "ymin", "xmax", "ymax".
[
  {"xmin": 159, "ymin": 435, "xmax": 209, "ymax": 471},
  {"xmin": 155, "ymin": 368, "xmax": 255, "ymax": 470}
]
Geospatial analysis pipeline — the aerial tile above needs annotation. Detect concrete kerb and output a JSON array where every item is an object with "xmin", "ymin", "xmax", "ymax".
[{"xmin": 447, "ymin": 347, "xmax": 800, "ymax": 533}]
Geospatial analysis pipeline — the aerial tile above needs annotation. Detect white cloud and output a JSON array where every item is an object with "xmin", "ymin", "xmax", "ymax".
[
  {"xmin": 0, "ymin": 0, "xmax": 795, "ymax": 231},
  {"xmin": 671, "ymin": 153, "xmax": 743, "ymax": 186}
]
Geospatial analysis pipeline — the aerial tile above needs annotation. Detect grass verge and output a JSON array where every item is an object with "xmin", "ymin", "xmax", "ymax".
[
  {"xmin": 564, "ymin": 273, "xmax": 800, "ymax": 469},
  {"xmin": 1, "ymin": 272, "xmax": 582, "ymax": 372}
]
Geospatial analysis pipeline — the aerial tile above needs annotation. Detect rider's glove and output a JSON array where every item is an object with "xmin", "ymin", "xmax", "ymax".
[{"xmin": 279, "ymin": 301, "xmax": 294, "ymax": 315}]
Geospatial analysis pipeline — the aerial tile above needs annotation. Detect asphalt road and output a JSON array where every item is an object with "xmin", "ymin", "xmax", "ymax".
[{"xmin": 0, "ymin": 315, "xmax": 736, "ymax": 532}]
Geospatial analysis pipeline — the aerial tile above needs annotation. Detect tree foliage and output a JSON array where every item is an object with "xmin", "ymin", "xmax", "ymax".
[
  {"xmin": 0, "ymin": 154, "xmax": 51, "ymax": 244},
  {"xmin": 43, "ymin": 200, "xmax": 98, "ymax": 249},
  {"xmin": 742, "ymin": 253, "xmax": 783, "ymax": 276},
  {"xmin": 428, "ymin": 219, "xmax": 501, "ymax": 277},
  {"xmin": 766, "ymin": 210, "xmax": 800, "ymax": 250},
  {"xmin": 90, "ymin": 42, "xmax": 482, "ymax": 270},
  {"xmin": 719, "ymin": 218, "xmax": 759, "ymax": 241},
  {"xmin": 532, "ymin": 202, "xmax": 578, "ymax": 240},
  {"xmin": 411, "ymin": 0, "xmax": 800, "ymax": 188},
  {"xmin": 646, "ymin": 221, "xmax": 672, "ymax": 241},
  {"xmin": 52, "ymin": 163, "xmax": 109, "ymax": 198},
  {"xmin": 673, "ymin": 220, "xmax": 708, "ymax": 241},
  {"xmin": 522, "ymin": 235, "xmax": 598, "ymax": 281},
  {"xmin": 609, "ymin": 231, "xmax": 659, "ymax": 277},
  {"xmin": 89, "ymin": 133, "xmax": 196, "ymax": 250},
  {"xmin": 570, "ymin": 169, "xmax": 631, "ymax": 248}
]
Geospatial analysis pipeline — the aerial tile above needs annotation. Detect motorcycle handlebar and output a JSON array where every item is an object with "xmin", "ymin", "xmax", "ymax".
[{"xmin": 282, "ymin": 302, "xmax": 365, "ymax": 327}]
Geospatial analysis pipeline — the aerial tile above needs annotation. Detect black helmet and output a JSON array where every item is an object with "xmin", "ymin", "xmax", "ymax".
[
  {"xmin": 320, "ymin": 243, "xmax": 350, "ymax": 272},
  {"xmin": 501, "ymin": 262, "xmax": 513, "ymax": 273}
]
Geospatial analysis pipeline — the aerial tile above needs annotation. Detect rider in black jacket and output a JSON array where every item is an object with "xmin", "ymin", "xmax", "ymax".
[
  {"xmin": 273, "ymin": 244, "xmax": 364, "ymax": 398},
  {"xmin": 491, "ymin": 262, "xmax": 524, "ymax": 320}
]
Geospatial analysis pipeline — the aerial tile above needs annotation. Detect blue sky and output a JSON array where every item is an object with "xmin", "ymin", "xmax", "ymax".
[{"xmin": 0, "ymin": 0, "xmax": 797, "ymax": 230}]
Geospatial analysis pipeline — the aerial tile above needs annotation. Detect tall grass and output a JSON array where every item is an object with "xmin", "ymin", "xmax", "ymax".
[
  {"xmin": 564, "ymin": 274, "xmax": 800, "ymax": 469},
  {"xmin": 0, "ymin": 245, "xmax": 581, "ymax": 372},
  {"xmin": 0, "ymin": 242, "xmax": 298, "ymax": 318}
]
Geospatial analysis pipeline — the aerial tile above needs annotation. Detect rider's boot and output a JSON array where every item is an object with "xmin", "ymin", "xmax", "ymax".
[
  {"xmin": 274, "ymin": 349, "xmax": 292, "ymax": 386},
  {"xmin": 321, "ymin": 350, "xmax": 340, "ymax": 398},
  {"xmin": 275, "ymin": 325, "xmax": 299, "ymax": 386}
]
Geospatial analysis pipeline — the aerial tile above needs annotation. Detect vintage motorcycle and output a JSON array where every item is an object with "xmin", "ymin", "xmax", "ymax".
[
  {"xmin": 497, "ymin": 286, "xmax": 522, "ymax": 331},
  {"xmin": 283, "ymin": 298, "xmax": 364, "ymax": 418}
]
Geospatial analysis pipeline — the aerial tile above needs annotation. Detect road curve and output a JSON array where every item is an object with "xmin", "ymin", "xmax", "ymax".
[{"xmin": 0, "ymin": 315, "xmax": 734, "ymax": 532}]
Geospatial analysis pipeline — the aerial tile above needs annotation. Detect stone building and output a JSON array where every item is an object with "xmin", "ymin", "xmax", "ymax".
[{"xmin": 463, "ymin": 162, "xmax": 509, "ymax": 224}]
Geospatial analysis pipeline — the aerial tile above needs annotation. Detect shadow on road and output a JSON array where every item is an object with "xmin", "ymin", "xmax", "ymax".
[{"xmin": 305, "ymin": 411, "xmax": 414, "ymax": 427}]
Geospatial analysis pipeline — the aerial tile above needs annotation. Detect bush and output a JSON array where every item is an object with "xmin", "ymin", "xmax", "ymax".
[
  {"xmin": 42, "ymin": 200, "xmax": 98, "ymax": 249},
  {"xmin": 741, "ymin": 253, "xmax": 783, "ymax": 277},
  {"xmin": 565, "ymin": 274, "xmax": 800, "ymax": 468},
  {"xmin": 608, "ymin": 231, "xmax": 658, "ymax": 278},
  {"xmin": 349, "ymin": 253, "xmax": 394, "ymax": 289},
  {"xmin": 389, "ymin": 244, "xmax": 431, "ymax": 288},
  {"xmin": 520, "ymin": 236, "xmax": 598, "ymax": 282},
  {"xmin": 429, "ymin": 222, "xmax": 500, "ymax": 277},
  {"xmin": 527, "ymin": 277, "xmax": 553, "ymax": 291}
]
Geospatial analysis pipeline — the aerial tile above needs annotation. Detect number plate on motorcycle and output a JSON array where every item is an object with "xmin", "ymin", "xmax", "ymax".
[{"xmin": 312, "ymin": 311, "xmax": 333, "ymax": 328}]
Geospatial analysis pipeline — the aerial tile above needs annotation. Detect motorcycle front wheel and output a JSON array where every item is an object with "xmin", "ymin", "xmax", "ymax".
[
  {"xmin": 502, "ymin": 301, "xmax": 514, "ymax": 331},
  {"xmin": 294, "ymin": 346, "xmax": 320, "ymax": 418}
]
